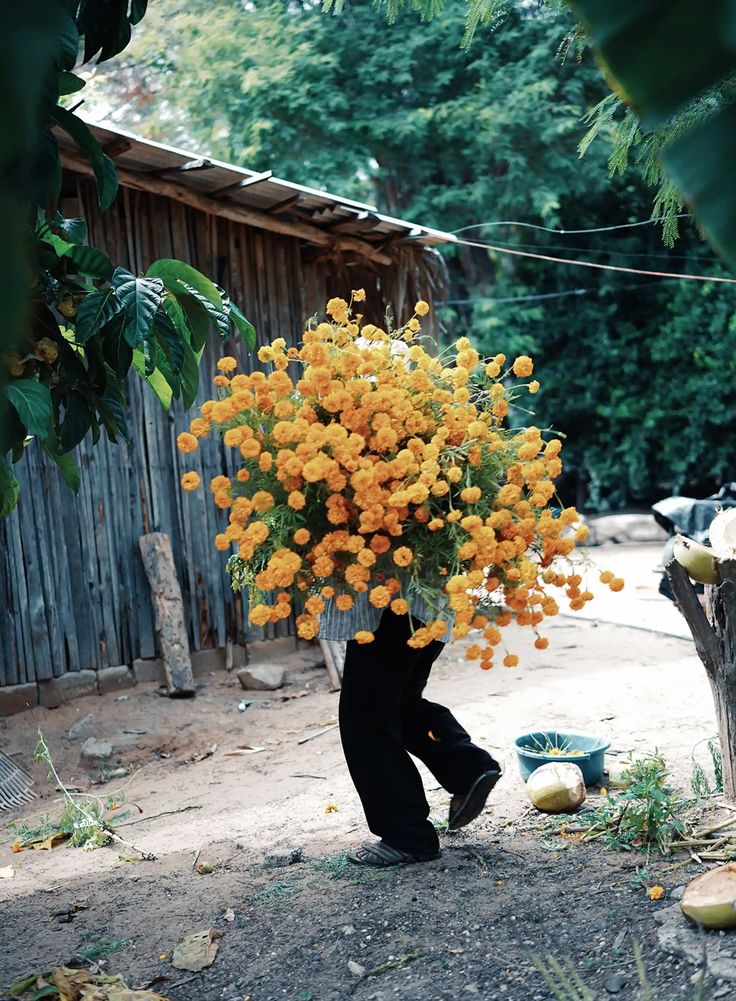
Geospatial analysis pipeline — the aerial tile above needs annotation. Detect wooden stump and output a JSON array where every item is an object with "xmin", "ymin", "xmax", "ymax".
[
  {"xmin": 139, "ymin": 533, "xmax": 196, "ymax": 697},
  {"xmin": 667, "ymin": 558, "xmax": 736, "ymax": 800}
]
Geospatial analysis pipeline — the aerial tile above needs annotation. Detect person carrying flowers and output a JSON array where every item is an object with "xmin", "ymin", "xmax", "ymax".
[{"xmin": 178, "ymin": 292, "xmax": 623, "ymax": 866}]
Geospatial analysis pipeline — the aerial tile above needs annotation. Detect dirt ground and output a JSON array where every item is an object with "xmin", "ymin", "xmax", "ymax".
[{"xmin": 1, "ymin": 544, "xmax": 734, "ymax": 1001}]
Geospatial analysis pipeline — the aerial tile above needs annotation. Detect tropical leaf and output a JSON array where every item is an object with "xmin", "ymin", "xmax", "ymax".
[
  {"xmin": 146, "ymin": 259, "xmax": 224, "ymax": 310},
  {"xmin": 179, "ymin": 341, "xmax": 201, "ymax": 410},
  {"xmin": 133, "ymin": 350, "xmax": 174, "ymax": 409},
  {"xmin": 74, "ymin": 288, "xmax": 121, "ymax": 343},
  {"xmin": 0, "ymin": 458, "xmax": 20, "ymax": 518},
  {"xmin": 60, "ymin": 391, "xmax": 93, "ymax": 451},
  {"xmin": 41, "ymin": 439, "xmax": 81, "ymax": 492},
  {"xmin": 50, "ymin": 106, "xmax": 119, "ymax": 209},
  {"xmin": 65, "ymin": 244, "xmax": 114, "ymax": 280},
  {"xmin": 230, "ymin": 302, "xmax": 257, "ymax": 350},
  {"xmin": 58, "ymin": 71, "xmax": 86, "ymax": 95},
  {"xmin": 115, "ymin": 276, "xmax": 164, "ymax": 348},
  {"xmin": 5, "ymin": 380, "xmax": 52, "ymax": 439}
]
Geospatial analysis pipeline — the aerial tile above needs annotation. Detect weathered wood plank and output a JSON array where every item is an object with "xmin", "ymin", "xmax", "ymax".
[{"xmin": 139, "ymin": 532, "xmax": 195, "ymax": 696}]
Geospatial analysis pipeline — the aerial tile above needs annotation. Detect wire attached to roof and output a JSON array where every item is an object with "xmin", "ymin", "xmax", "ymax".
[{"xmin": 451, "ymin": 214, "xmax": 693, "ymax": 236}]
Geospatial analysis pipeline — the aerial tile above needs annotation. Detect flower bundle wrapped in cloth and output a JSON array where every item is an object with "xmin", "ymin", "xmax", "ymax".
[{"xmin": 178, "ymin": 293, "xmax": 622, "ymax": 668}]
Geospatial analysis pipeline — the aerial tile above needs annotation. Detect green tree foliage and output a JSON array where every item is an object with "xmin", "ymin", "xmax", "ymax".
[
  {"xmin": 83, "ymin": 0, "xmax": 736, "ymax": 507},
  {"xmin": 0, "ymin": 2, "xmax": 256, "ymax": 517}
]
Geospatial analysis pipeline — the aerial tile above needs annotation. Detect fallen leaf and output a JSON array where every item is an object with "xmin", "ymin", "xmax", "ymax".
[
  {"xmin": 27, "ymin": 831, "xmax": 69, "ymax": 851},
  {"xmin": 324, "ymin": 803, "xmax": 339, "ymax": 814},
  {"xmin": 223, "ymin": 908, "xmax": 235, "ymax": 922},
  {"xmin": 171, "ymin": 929, "xmax": 221, "ymax": 972},
  {"xmin": 647, "ymin": 884, "xmax": 665, "ymax": 900},
  {"xmin": 10, "ymin": 967, "xmax": 168, "ymax": 1000},
  {"xmin": 0, "ymin": 865, "xmax": 14, "ymax": 879},
  {"xmin": 224, "ymin": 746, "xmax": 264, "ymax": 756}
]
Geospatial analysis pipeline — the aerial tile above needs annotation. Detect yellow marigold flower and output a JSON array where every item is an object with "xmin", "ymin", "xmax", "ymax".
[
  {"xmin": 647, "ymin": 885, "xmax": 665, "ymax": 901},
  {"xmin": 354, "ymin": 630, "xmax": 375, "ymax": 644},
  {"xmin": 321, "ymin": 586, "xmax": 335, "ymax": 599},
  {"xmin": 177, "ymin": 432, "xmax": 198, "ymax": 454},
  {"xmin": 305, "ymin": 595, "xmax": 324, "ymax": 616},
  {"xmin": 181, "ymin": 471, "xmax": 201, "ymax": 491},
  {"xmin": 249, "ymin": 603, "xmax": 272, "ymax": 627},
  {"xmin": 460, "ymin": 486, "xmax": 481, "ymax": 503},
  {"xmin": 336, "ymin": 594, "xmax": 354, "ymax": 612},
  {"xmin": 240, "ymin": 438, "xmax": 261, "ymax": 459},
  {"xmin": 223, "ymin": 428, "xmax": 243, "ymax": 448},
  {"xmin": 369, "ymin": 585, "xmax": 390, "ymax": 609},
  {"xmin": 257, "ymin": 346, "xmax": 273, "ymax": 363},
  {"xmin": 534, "ymin": 636, "xmax": 549, "ymax": 650},
  {"xmin": 447, "ymin": 466, "xmax": 462, "ymax": 484},
  {"xmin": 503, "ymin": 653, "xmax": 519, "ymax": 668},
  {"xmin": 296, "ymin": 614, "xmax": 319, "ymax": 640},
  {"xmin": 392, "ymin": 546, "xmax": 413, "ymax": 567},
  {"xmin": 288, "ymin": 490, "xmax": 306, "ymax": 510},
  {"xmin": 217, "ymin": 356, "xmax": 237, "ymax": 373},
  {"xmin": 325, "ymin": 802, "xmax": 339, "ymax": 813},
  {"xmin": 599, "ymin": 570, "xmax": 614, "ymax": 584},
  {"xmin": 236, "ymin": 468, "xmax": 250, "ymax": 483},
  {"xmin": 214, "ymin": 533, "xmax": 230, "ymax": 552},
  {"xmin": 293, "ymin": 528, "xmax": 311, "ymax": 545},
  {"xmin": 485, "ymin": 362, "xmax": 501, "ymax": 378},
  {"xmin": 326, "ymin": 297, "xmax": 349, "ymax": 322},
  {"xmin": 390, "ymin": 598, "xmax": 409, "ymax": 615},
  {"xmin": 609, "ymin": 577, "xmax": 625, "ymax": 592},
  {"xmin": 252, "ymin": 490, "xmax": 274, "ymax": 513},
  {"xmin": 415, "ymin": 300, "xmax": 430, "ymax": 316},
  {"xmin": 213, "ymin": 374, "xmax": 230, "ymax": 388},
  {"xmin": 428, "ymin": 518, "xmax": 444, "ymax": 532},
  {"xmin": 352, "ymin": 288, "xmax": 366, "ymax": 302},
  {"xmin": 189, "ymin": 417, "xmax": 210, "ymax": 438},
  {"xmin": 528, "ymin": 380, "xmax": 540, "ymax": 394},
  {"xmin": 407, "ymin": 317, "xmax": 420, "ymax": 332}
]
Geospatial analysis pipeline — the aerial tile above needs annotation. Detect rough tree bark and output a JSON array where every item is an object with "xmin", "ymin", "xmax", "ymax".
[
  {"xmin": 667, "ymin": 558, "xmax": 736, "ymax": 800},
  {"xmin": 139, "ymin": 532, "xmax": 196, "ymax": 697}
]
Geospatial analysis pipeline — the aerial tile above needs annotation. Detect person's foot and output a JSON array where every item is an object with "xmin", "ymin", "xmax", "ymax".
[
  {"xmin": 447, "ymin": 767, "xmax": 502, "ymax": 832},
  {"xmin": 347, "ymin": 840, "xmax": 440, "ymax": 867}
]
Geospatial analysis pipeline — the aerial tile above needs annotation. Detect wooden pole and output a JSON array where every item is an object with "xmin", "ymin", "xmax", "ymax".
[
  {"xmin": 667, "ymin": 558, "xmax": 736, "ymax": 800},
  {"xmin": 59, "ymin": 150, "xmax": 393, "ymax": 267},
  {"xmin": 319, "ymin": 639, "xmax": 345, "ymax": 692},
  {"xmin": 139, "ymin": 533, "xmax": 196, "ymax": 697}
]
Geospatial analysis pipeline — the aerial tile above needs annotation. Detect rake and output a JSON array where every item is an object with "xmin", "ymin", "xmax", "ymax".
[{"xmin": 0, "ymin": 750, "xmax": 37, "ymax": 811}]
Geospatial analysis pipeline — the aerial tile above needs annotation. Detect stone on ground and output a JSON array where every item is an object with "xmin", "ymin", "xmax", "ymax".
[
  {"xmin": 80, "ymin": 738, "xmax": 113, "ymax": 764},
  {"xmin": 237, "ymin": 664, "xmax": 285, "ymax": 691}
]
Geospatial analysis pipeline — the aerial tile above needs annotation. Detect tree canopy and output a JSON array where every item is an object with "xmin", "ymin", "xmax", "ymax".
[{"xmin": 82, "ymin": 0, "xmax": 736, "ymax": 507}]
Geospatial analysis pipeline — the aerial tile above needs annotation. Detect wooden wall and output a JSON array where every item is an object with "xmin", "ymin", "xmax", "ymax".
[{"xmin": 0, "ymin": 176, "xmax": 442, "ymax": 686}]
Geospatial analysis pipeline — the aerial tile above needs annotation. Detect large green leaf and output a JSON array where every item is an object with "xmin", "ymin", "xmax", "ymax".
[
  {"xmin": 115, "ymin": 276, "xmax": 164, "ymax": 347},
  {"xmin": 50, "ymin": 106, "xmax": 119, "ymax": 209},
  {"xmin": 571, "ymin": 1, "xmax": 736, "ymax": 126},
  {"xmin": 662, "ymin": 104, "xmax": 736, "ymax": 268},
  {"xmin": 41, "ymin": 439, "xmax": 80, "ymax": 492},
  {"xmin": 60, "ymin": 391, "xmax": 93, "ymax": 451},
  {"xmin": 133, "ymin": 350, "xmax": 173, "ymax": 409},
  {"xmin": 230, "ymin": 302, "xmax": 257, "ymax": 350},
  {"xmin": 5, "ymin": 380, "xmax": 52, "ymax": 439},
  {"xmin": 74, "ymin": 287, "xmax": 121, "ymax": 343},
  {"xmin": 174, "ymin": 292, "xmax": 212, "ymax": 352},
  {"xmin": 180, "ymin": 341, "xmax": 202, "ymax": 410},
  {"xmin": 154, "ymin": 310, "xmax": 185, "ymax": 375},
  {"xmin": 0, "ymin": 457, "xmax": 20, "ymax": 518},
  {"xmin": 146, "ymin": 259, "xmax": 224, "ymax": 310},
  {"xmin": 58, "ymin": 71, "xmax": 86, "ymax": 95},
  {"xmin": 65, "ymin": 244, "xmax": 114, "ymax": 280}
]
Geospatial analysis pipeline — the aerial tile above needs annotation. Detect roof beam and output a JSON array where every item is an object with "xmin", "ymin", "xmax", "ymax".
[
  {"xmin": 151, "ymin": 157, "xmax": 215, "ymax": 177},
  {"xmin": 208, "ymin": 170, "xmax": 273, "ymax": 197},
  {"xmin": 60, "ymin": 149, "xmax": 393, "ymax": 267}
]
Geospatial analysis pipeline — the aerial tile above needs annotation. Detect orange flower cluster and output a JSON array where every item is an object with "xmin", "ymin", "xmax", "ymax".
[{"xmin": 178, "ymin": 293, "xmax": 622, "ymax": 668}]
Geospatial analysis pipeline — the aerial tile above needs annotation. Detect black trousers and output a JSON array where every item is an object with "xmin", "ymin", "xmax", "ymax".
[{"xmin": 339, "ymin": 609, "xmax": 498, "ymax": 858}]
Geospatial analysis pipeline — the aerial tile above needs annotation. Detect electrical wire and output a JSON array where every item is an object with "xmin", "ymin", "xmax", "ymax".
[
  {"xmin": 447, "ymin": 234, "xmax": 736, "ymax": 284},
  {"xmin": 467, "ymin": 235, "xmax": 724, "ymax": 264},
  {"xmin": 451, "ymin": 214, "xmax": 694, "ymax": 236},
  {"xmin": 437, "ymin": 277, "xmax": 679, "ymax": 307}
]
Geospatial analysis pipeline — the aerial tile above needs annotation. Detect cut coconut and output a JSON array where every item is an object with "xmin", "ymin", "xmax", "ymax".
[
  {"xmin": 673, "ymin": 535, "xmax": 718, "ymax": 585},
  {"xmin": 526, "ymin": 762, "xmax": 586, "ymax": 814},
  {"xmin": 708, "ymin": 508, "xmax": 736, "ymax": 561},
  {"xmin": 680, "ymin": 863, "xmax": 736, "ymax": 929}
]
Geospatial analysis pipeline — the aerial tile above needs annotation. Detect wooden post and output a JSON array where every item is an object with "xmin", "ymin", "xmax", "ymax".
[
  {"xmin": 139, "ymin": 533, "xmax": 196, "ymax": 697},
  {"xmin": 667, "ymin": 558, "xmax": 736, "ymax": 800},
  {"xmin": 319, "ymin": 639, "xmax": 345, "ymax": 692}
]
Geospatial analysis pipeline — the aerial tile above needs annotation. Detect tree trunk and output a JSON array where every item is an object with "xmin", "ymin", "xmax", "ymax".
[
  {"xmin": 667, "ymin": 558, "xmax": 736, "ymax": 800},
  {"xmin": 139, "ymin": 533, "xmax": 196, "ymax": 697}
]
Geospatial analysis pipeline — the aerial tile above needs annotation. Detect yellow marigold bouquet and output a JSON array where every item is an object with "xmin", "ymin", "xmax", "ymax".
[{"xmin": 177, "ymin": 293, "xmax": 622, "ymax": 668}]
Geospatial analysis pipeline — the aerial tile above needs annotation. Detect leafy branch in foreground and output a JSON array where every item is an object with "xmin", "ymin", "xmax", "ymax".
[
  {"xmin": 11, "ymin": 730, "xmax": 155, "ymax": 860},
  {"xmin": 1, "ymin": 1, "xmax": 257, "ymax": 518}
]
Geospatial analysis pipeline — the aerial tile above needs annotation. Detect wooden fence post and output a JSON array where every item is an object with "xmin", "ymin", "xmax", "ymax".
[
  {"xmin": 139, "ymin": 533, "xmax": 196, "ymax": 697},
  {"xmin": 667, "ymin": 558, "xmax": 736, "ymax": 801}
]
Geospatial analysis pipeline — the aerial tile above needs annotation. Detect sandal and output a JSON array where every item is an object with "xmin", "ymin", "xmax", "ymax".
[
  {"xmin": 347, "ymin": 840, "xmax": 438, "ymax": 867},
  {"xmin": 448, "ymin": 768, "xmax": 502, "ymax": 832}
]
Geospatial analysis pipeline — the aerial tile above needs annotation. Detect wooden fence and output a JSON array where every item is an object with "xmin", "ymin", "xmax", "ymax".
[{"xmin": 0, "ymin": 176, "xmax": 442, "ymax": 687}]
